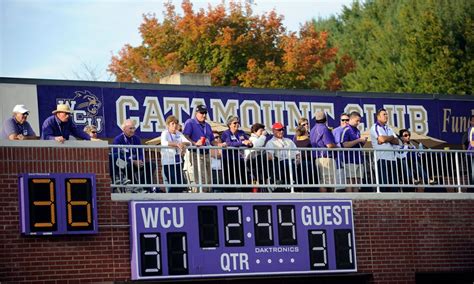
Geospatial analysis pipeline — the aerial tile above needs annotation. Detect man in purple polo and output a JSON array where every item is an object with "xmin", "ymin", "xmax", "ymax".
[
  {"xmin": 41, "ymin": 104, "xmax": 90, "ymax": 143},
  {"xmin": 183, "ymin": 104, "xmax": 225, "ymax": 192},
  {"xmin": 310, "ymin": 111, "xmax": 337, "ymax": 192},
  {"xmin": 341, "ymin": 111, "xmax": 368, "ymax": 192}
]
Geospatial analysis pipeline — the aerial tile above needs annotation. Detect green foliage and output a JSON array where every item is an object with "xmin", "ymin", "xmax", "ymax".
[{"xmin": 314, "ymin": 0, "xmax": 473, "ymax": 95}]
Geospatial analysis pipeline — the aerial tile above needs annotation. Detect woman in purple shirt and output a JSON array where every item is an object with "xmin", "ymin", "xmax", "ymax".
[{"xmin": 221, "ymin": 116, "xmax": 252, "ymax": 191}]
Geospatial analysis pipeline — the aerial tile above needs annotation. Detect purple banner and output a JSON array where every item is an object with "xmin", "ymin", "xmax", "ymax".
[
  {"xmin": 129, "ymin": 199, "xmax": 356, "ymax": 280},
  {"xmin": 37, "ymin": 85, "xmax": 474, "ymax": 144}
]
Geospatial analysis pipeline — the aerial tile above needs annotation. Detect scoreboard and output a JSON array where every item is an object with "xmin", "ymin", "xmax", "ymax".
[
  {"xmin": 130, "ymin": 199, "xmax": 356, "ymax": 280},
  {"xmin": 19, "ymin": 173, "xmax": 98, "ymax": 235}
]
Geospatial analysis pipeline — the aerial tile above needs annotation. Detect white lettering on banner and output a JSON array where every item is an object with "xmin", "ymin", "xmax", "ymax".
[
  {"xmin": 286, "ymin": 101, "xmax": 310, "ymax": 134},
  {"xmin": 220, "ymin": 253, "xmax": 249, "ymax": 272},
  {"xmin": 363, "ymin": 104, "xmax": 377, "ymax": 129},
  {"xmin": 140, "ymin": 207, "xmax": 184, "ymax": 229},
  {"xmin": 163, "ymin": 97, "xmax": 189, "ymax": 124},
  {"xmin": 113, "ymin": 96, "xmax": 429, "ymax": 134},
  {"xmin": 140, "ymin": 96, "xmax": 166, "ymax": 132},
  {"xmin": 116, "ymin": 96, "xmax": 139, "ymax": 129},
  {"xmin": 301, "ymin": 205, "xmax": 351, "ymax": 226},
  {"xmin": 211, "ymin": 99, "xmax": 238, "ymax": 124},
  {"xmin": 240, "ymin": 100, "xmax": 261, "ymax": 130},
  {"xmin": 311, "ymin": 103, "xmax": 334, "ymax": 120},
  {"xmin": 407, "ymin": 105, "xmax": 428, "ymax": 135}
]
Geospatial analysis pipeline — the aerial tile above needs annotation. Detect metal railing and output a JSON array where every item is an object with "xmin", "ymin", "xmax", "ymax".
[{"xmin": 108, "ymin": 145, "xmax": 474, "ymax": 193}]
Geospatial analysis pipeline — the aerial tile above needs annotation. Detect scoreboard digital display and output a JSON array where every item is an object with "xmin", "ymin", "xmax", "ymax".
[
  {"xmin": 130, "ymin": 200, "xmax": 356, "ymax": 280},
  {"xmin": 19, "ymin": 173, "xmax": 98, "ymax": 235}
]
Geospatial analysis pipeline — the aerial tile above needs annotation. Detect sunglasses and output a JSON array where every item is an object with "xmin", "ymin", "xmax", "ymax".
[
  {"xmin": 22, "ymin": 112, "xmax": 29, "ymax": 116},
  {"xmin": 198, "ymin": 111, "xmax": 207, "ymax": 115},
  {"xmin": 275, "ymin": 128, "xmax": 284, "ymax": 132},
  {"xmin": 403, "ymin": 134, "xmax": 410, "ymax": 137},
  {"xmin": 300, "ymin": 123, "xmax": 308, "ymax": 126},
  {"xmin": 341, "ymin": 119, "xmax": 349, "ymax": 122},
  {"xmin": 91, "ymin": 131, "xmax": 97, "ymax": 134},
  {"xmin": 232, "ymin": 122, "xmax": 240, "ymax": 125}
]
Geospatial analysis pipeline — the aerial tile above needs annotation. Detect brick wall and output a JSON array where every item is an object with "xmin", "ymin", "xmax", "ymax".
[{"xmin": 1, "ymin": 144, "xmax": 473, "ymax": 283}]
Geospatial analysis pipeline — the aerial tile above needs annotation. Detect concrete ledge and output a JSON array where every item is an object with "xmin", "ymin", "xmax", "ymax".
[{"xmin": 111, "ymin": 192, "xmax": 474, "ymax": 201}]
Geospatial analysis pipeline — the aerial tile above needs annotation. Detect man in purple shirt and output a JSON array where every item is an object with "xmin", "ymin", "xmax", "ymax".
[
  {"xmin": 332, "ymin": 113, "xmax": 350, "ymax": 147},
  {"xmin": 309, "ymin": 111, "xmax": 337, "ymax": 192},
  {"xmin": 341, "ymin": 111, "xmax": 368, "ymax": 192},
  {"xmin": 41, "ymin": 104, "xmax": 90, "ymax": 142},
  {"xmin": 1, "ymin": 104, "xmax": 36, "ymax": 140},
  {"xmin": 112, "ymin": 119, "xmax": 155, "ymax": 192},
  {"xmin": 183, "ymin": 104, "xmax": 224, "ymax": 192}
]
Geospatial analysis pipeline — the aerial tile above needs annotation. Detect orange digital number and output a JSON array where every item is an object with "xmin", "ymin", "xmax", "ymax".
[
  {"xmin": 32, "ymin": 179, "xmax": 56, "ymax": 228},
  {"xmin": 66, "ymin": 179, "xmax": 92, "ymax": 227}
]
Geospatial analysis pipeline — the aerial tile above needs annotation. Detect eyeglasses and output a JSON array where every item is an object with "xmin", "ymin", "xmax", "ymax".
[
  {"xmin": 341, "ymin": 119, "xmax": 349, "ymax": 122},
  {"xmin": 300, "ymin": 123, "xmax": 308, "ymax": 126},
  {"xmin": 403, "ymin": 134, "xmax": 410, "ymax": 137}
]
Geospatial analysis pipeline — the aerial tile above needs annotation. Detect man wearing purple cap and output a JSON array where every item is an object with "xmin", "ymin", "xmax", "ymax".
[
  {"xmin": 310, "ymin": 111, "xmax": 337, "ymax": 192},
  {"xmin": 183, "ymin": 104, "xmax": 225, "ymax": 192},
  {"xmin": 266, "ymin": 122, "xmax": 299, "ymax": 191},
  {"xmin": 1, "ymin": 104, "xmax": 36, "ymax": 140}
]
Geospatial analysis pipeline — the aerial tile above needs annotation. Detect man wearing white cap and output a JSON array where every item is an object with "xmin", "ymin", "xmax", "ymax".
[
  {"xmin": 41, "ymin": 104, "xmax": 90, "ymax": 143},
  {"xmin": 1, "ymin": 104, "xmax": 36, "ymax": 140}
]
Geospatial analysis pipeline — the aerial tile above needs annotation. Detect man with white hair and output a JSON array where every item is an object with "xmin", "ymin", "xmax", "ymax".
[
  {"xmin": 112, "ymin": 119, "xmax": 156, "ymax": 192},
  {"xmin": 1, "ymin": 104, "xmax": 36, "ymax": 140}
]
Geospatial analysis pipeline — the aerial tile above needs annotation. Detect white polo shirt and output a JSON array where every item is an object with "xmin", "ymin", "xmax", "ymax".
[
  {"xmin": 160, "ymin": 130, "xmax": 189, "ymax": 165},
  {"xmin": 370, "ymin": 122, "xmax": 397, "ymax": 161}
]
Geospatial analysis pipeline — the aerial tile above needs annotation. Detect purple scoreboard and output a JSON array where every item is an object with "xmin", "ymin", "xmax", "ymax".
[
  {"xmin": 130, "ymin": 199, "xmax": 356, "ymax": 280},
  {"xmin": 19, "ymin": 173, "xmax": 98, "ymax": 235}
]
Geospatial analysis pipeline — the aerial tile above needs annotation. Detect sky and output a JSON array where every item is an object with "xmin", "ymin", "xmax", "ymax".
[{"xmin": 0, "ymin": 0, "xmax": 353, "ymax": 81}]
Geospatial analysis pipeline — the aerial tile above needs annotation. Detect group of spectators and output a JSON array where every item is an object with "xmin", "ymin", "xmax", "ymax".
[{"xmin": 2, "ymin": 103, "xmax": 473, "ymax": 193}]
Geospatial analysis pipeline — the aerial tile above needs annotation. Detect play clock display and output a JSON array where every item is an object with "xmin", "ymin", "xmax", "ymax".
[
  {"xmin": 130, "ymin": 200, "xmax": 356, "ymax": 280},
  {"xmin": 19, "ymin": 173, "xmax": 98, "ymax": 235}
]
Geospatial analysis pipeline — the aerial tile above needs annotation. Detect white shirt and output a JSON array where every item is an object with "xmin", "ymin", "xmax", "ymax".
[
  {"xmin": 370, "ymin": 123, "xmax": 397, "ymax": 161},
  {"xmin": 266, "ymin": 137, "xmax": 299, "ymax": 161},
  {"xmin": 160, "ymin": 130, "xmax": 188, "ymax": 165},
  {"xmin": 244, "ymin": 133, "xmax": 267, "ymax": 160}
]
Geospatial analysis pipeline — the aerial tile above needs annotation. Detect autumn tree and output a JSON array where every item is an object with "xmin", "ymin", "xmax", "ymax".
[{"xmin": 108, "ymin": 0, "xmax": 354, "ymax": 90}]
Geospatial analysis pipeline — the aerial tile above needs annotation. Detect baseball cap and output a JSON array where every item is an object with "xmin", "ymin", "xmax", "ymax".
[
  {"xmin": 272, "ymin": 122, "xmax": 285, "ymax": 130},
  {"xmin": 315, "ymin": 111, "xmax": 326, "ymax": 120},
  {"xmin": 196, "ymin": 104, "xmax": 208, "ymax": 114},
  {"xmin": 12, "ymin": 104, "xmax": 29, "ymax": 114}
]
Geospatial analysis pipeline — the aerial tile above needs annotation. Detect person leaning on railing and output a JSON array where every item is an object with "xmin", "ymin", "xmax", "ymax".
[
  {"xmin": 467, "ymin": 119, "xmax": 474, "ymax": 189},
  {"xmin": 341, "ymin": 111, "xmax": 367, "ymax": 193},
  {"xmin": 41, "ymin": 104, "xmax": 90, "ymax": 143},
  {"xmin": 182, "ymin": 104, "xmax": 226, "ymax": 192},
  {"xmin": 160, "ymin": 115, "xmax": 190, "ymax": 193},
  {"xmin": 266, "ymin": 122, "xmax": 300, "ymax": 191},
  {"xmin": 310, "ymin": 111, "xmax": 337, "ymax": 193},
  {"xmin": 221, "ymin": 115, "xmax": 253, "ymax": 191},
  {"xmin": 294, "ymin": 125, "xmax": 318, "ymax": 192},
  {"xmin": 244, "ymin": 123, "xmax": 270, "ymax": 186},
  {"xmin": 112, "ymin": 119, "xmax": 156, "ymax": 192},
  {"xmin": 1, "ymin": 104, "xmax": 37, "ymax": 140}
]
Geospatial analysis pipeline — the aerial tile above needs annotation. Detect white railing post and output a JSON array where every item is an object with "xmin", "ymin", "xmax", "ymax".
[
  {"xmin": 373, "ymin": 150, "xmax": 380, "ymax": 193},
  {"xmin": 455, "ymin": 151, "xmax": 462, "ymax": 193}
]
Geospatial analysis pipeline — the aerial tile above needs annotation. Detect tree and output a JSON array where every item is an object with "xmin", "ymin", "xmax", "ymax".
[
  {"xmin": 313, "ymin": 0, "xmax": 473, "ymax": 95},
  {"xmin": 108, "ymin": 0, "xmax": 354, "ymax": 90}
]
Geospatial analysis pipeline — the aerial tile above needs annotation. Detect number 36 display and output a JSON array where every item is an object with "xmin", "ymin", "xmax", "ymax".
[
  {"xmin": 19, "ymin": 173, "xmax": 98, "ymax": 235},
  {"xmin": 130, "ymin": 200, "xmax": 356, "ymax": 280}
]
